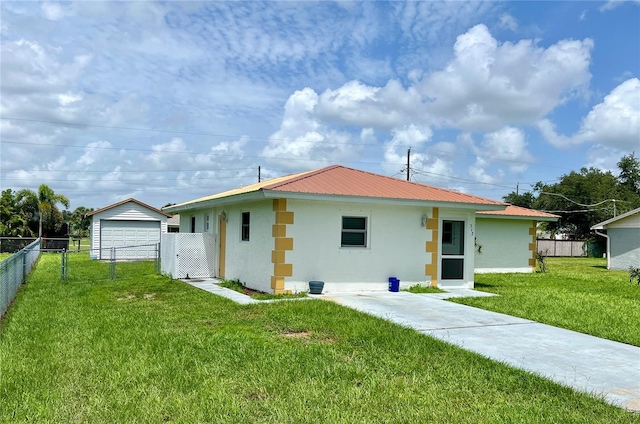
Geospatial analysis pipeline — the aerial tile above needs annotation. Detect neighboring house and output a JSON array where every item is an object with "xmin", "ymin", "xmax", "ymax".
[
  {"xmin": 167, "ymin": 214, "xmax": 180, "ymax": 232},
  {"xmin": 475, "ymin": 205, "xmax": 559, "ymax": 273},
  {"xmin": 87, "ymin": 198, "xmax": 170, "ymax": 260},
  {"xmin": 164, "ymin": 165, "xmax": 507, "ymax": 293},
  {"xmin": 591, "ymin": 207, "xmax": 640, "ymax": 270}
]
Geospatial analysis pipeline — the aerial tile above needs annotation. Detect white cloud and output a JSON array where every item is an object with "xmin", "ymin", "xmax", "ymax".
[
  {"xmin": 76, "ymin": 141, "xmax": 112, "ymax": 166},
  {"xmin": 468, "ymin": 157, "xmax": 505, "ymax": 185},
  {"xmin": 381, "ymin": 124, "xmax": 439, "ymax": 177},
  {"xmin": 538, "ymin": 78, "xmax": 640, "ymax": 151},
  {"xmin": 298, "ymin": 24, "xmax": 593, "ymax": 133},
  {"xmin": 420, "ymin": 24, "xmax": 593, "ymax": 131},
  {"xmin": 478, "ymin": 127, "xmax": 534, "ymax": 171},
  {"xmin": 600, "ymin": 0, "xmax": 640, "ymax": 12},
  {"xmin": 498, "ymin": 13, "xmax": 518, "ymax": 31},
  {"xmin": 41, "ymin": 2, "xmax": 74, "ymax": 21},
  {"xmin": 262, "ymin": 88, "xmax": 361, "ymax": 171}
]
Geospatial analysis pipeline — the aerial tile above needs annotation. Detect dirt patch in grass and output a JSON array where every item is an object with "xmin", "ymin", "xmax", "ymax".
[
  {"xmin": 280, "ymin": 330, "xmax": 311, "ymax": 339},
  {"xmin": 116, "ymin": 294, "xmax": 136, "ymax": 301}
]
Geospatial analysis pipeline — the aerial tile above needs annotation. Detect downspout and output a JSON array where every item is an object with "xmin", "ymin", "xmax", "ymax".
[{"xmin": 594, "ymin": 229, "xmax": 610, "ymax": 270}]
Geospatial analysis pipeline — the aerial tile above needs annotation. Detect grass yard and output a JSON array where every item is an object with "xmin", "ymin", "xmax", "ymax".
[
  {"xmin": 456, "ymin": 257, "xmax": 640, "ymax": 347},
  {"xmin": 1, "ymin": 255, "xmax": 638, "ymax": 422}
]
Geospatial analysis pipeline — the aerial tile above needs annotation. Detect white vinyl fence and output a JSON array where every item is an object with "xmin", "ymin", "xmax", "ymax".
[
  {"xmin": 537, "ymin": 239, "xmax": 587, "ymax": 257},
  {"xmin": 161, "ymin": 233, "xmax": 216, "ymax": 279},
  {"xmin": 1, "ymin": 238, "xmax": 41, "ymax": 318}
]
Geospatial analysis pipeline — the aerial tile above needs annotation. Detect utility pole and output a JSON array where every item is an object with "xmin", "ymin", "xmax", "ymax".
[
  {"xmin": 258, "ymin": 166, "xmax": 261, "ymax": 183},
  {"xmin": 516, "ymin": 183, "xmax": 519, "ymax": 196},
  {"xmin": 406, "ymin": 147, "xmax": 411, "ymax": 181}
]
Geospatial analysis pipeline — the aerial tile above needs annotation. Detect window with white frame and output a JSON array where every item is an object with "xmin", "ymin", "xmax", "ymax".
[
  {"xmin": 241, "ymin": 212, "xmax": 250, "ymax": 241},
  {"xmin": 341, "ymin": 216, "xmax": 367, "ymax": 247},
  {"xmin": 205, "ymin": 214, "xmax": 210, "ymax": 232}
]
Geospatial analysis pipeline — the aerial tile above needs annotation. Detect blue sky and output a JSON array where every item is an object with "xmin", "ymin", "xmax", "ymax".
[{"xmin": 1, "ymin": 0, "xmax": 639, "ymax": 210}]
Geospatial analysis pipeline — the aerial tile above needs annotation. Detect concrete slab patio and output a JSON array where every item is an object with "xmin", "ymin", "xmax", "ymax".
[{"xmin": 319, "ymin": 290, "xmax": 640, "ymax": 412}]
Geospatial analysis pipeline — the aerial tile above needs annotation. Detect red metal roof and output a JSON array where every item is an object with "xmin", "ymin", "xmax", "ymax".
[
  {"xmin": 477, "ymin": 204, "xmax": 559, "ymax": 220},
  {"xmin": 262, "ymin": 165, "xmax": 506, "ymax": 205}
]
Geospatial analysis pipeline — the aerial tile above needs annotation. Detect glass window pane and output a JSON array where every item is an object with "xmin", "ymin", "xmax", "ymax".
[
  {"xmin": 341, "ymin": 232, "xmax": 365, "ymax": 246},
  {"xmin": 342, "ymin": 217, "xmax": 366, "ymax": 230},
  {"xmin": 442, "ymin": 258, "xmax": 464, "ymax": 280},
  {"xmin": 442, "ymin": 220, "xmax": 464, "ymax": 255}
]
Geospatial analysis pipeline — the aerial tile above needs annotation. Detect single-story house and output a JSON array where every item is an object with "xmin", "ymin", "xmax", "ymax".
[
  {"xmin": 87, "ymin": 198, "xmax": 170, "ymax": 260},
  {"xmin": 591, "ymin": 207, "xmax": 640, "ymax": 270},
  {"xmin": 164, "ymin": 165, "xmax": 509, "ymax": 293},
  {"xmin": 475, "ymin": 205, "xmax": 559, "ymax": 273}
]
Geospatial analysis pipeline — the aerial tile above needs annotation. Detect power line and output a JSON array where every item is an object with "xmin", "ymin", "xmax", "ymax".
[{"xmin": 1, "ymin": 116, "xmax": 574, "ymax": 170}]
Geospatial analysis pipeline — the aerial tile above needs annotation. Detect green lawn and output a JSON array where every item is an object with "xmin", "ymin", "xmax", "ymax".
[
  {"xmin": 0, "ymin": 254, "xmax": 638, "ymax": 422},
  {"xmin": 456, "ymin": 257, "xmax": 640, "ymax": 346}
]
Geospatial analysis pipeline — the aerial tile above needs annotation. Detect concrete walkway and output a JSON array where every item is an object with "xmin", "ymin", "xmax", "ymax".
[{"xmin": 318, "ymin": 290, "xmax": 640, "ymax": 412}]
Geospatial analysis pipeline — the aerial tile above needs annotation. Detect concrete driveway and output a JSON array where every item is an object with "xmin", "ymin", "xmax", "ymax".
[{"xmin": 318, "ymin": 290, "xmax": 640, "ymax": 412}]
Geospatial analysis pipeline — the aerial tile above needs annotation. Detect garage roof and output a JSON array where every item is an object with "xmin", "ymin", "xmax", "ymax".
[{"xmin": 87, "ymin": 198, "xmax": 171, "ymax": 217}]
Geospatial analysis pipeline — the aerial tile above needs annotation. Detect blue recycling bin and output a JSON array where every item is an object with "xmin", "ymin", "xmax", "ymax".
[{"xmin": 388, "ymin": 277, "xmax": 399, "ymax": 292}]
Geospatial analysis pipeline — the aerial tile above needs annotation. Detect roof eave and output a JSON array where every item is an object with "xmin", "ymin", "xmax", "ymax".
[
  {"xmin": 477, "ymin": 214, "xmax": 559, "ymax": 222},
  {"xmin": 164, "ymin": 191, "xmax": 267, "ymax": 213},
  {"xmin": 262, "ymin": 190, "xmax": 506, "ymax": 210}
]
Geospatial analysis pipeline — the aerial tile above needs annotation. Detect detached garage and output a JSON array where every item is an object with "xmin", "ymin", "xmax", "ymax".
[{"xmin": 88, "ymin": 198, "xmax": 170, "ymax": 260}]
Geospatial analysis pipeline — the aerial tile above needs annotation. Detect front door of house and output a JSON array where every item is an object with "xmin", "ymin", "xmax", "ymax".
[
  {"xmin": 218, "ymin": 215, "xmax": 226, "ymax": 278},
  {"xmin": 441, "ymin": 220, "xmax": 465, "ymax": 286}
]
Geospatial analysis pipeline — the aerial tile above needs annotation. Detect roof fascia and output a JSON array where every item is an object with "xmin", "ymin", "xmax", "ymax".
[
  {"xmin": 164, "ymin": 191, "xmax": 266, "ymax": 213},
  {"xmin": 476, "ymin": 214, "xmax": 558, "ymax": 222},
  {"xmin": 261, "ymin": 190, "xmax": 506, "ymax": 210},
  {"xmin": 590, "ymin": 207, "xmax": 640, "ymax": 229}
]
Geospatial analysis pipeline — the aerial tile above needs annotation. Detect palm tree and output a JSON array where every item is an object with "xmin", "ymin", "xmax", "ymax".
[{"xmin": 16, "ymin": 184, "xmax": 70, "ymax": 238}]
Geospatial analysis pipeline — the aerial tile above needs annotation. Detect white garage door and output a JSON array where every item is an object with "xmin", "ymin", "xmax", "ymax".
[{"xmin": 100, "ymin": 220, "xmax": 161, "ymax": 259}]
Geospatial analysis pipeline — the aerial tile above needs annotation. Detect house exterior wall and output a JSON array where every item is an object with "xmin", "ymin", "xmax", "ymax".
[
  {"xmin": 475, "ymin": 218, "xmax": 536, "ymax": 273},
  {"xmin": 608, "ymin": 228, "xmax": 640, "ymax": 270},
  {"xmin": 171, "ymin": 198, "xmax": 481, "ymax": 293},
  {"xmin": 89, "ymin": 202, "xmax": 168, "ymax": 259},
  {"xmin": 179, "ymin": 211, "xmax": 214, "ymax": 233},
  {"xmin": 280, "ymin": 199, "xmax": 475, "ymax": 292},
  {"xmin": 223, "ymin": 201, "xmax": 274, "ymax": 293}
]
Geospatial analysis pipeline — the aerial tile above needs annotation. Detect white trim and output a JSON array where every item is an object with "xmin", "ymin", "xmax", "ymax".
[
  {"xmin": 591, "ymin": 207, "xmax": 640, "ymax": 229},
  {"xmin": 475, "ymin": 267, "xmax": 534, "ymax": 274}
]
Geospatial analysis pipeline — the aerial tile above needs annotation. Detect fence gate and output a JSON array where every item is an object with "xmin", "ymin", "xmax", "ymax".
[{"xmin": 161, "ymin": 233, "xmax": 216, "ymax": 279}]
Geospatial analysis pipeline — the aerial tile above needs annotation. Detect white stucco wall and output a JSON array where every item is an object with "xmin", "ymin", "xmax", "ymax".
[
  {"xmin": 171, "ymin": 198, "xmax": 484, "ymax": 293},
  {"xmin": 474, "ymin": 218, "xmax": 535, "ymax": 273},
  {"xmin": 283, "ymin": 200, "xmax": 476, "ymax": 292},
  {"xmin": 222, "ymin": 201, "xmax": 274, "ymax": 293},
  {"xmin": 90, "ymin": 202, "xmax": 168, "ymax": 259}
]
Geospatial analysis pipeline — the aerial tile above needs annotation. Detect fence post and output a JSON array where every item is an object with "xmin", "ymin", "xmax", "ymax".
[
  {"xmin": 109, "ymin": 247, "xmax": 116, "ymax": 280},
  {"xmin": 155, "ymin": 242, "xmax": 161, "ymax": 274},
  {"xmin": 60, "ymin": 249, "xmax": 67, "ymax": 282}
]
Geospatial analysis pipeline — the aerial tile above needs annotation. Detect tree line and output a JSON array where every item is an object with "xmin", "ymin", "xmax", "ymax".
[
  {"xmin": 503, "ymin": 153, "xmax": 640, "ymax": 239},
  {"xmin": 0, "ymin": 184, "xmax": 93, "ymax": 238}
]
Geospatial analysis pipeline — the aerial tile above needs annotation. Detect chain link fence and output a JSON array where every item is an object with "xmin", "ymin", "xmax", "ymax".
[
  {"xmin": 0, "ymin": 238, "xmax": 41, "ymax": 318},
  {"xmin": 61, "ymin": 243, "xmax": 161, "ymax": 282}
]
